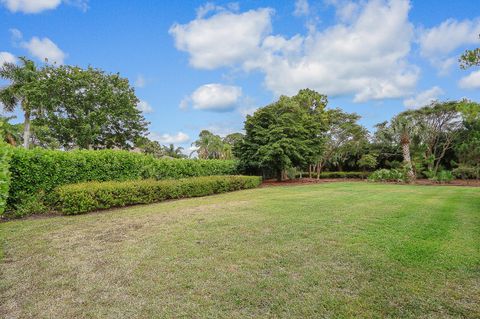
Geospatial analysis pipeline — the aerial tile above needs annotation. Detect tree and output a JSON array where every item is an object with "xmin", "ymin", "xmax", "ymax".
[
  {"xmin": 358, "ymin": 154, "xmax": 378, "ymax": 176},
  {"xmin": 191, "ymin": 130, "xmax": 224, "ymax": 159},
  {"xmin": 391, "ymin": 113, "xmax": 417, "ymax": 181},
  {"xmin": 135, "ymin": 136, "xmax": 165, "ymax": 158},
  {"xmin": 315, "ymin": 109, "xmax": 367, "ymax": 178},
  {"xmin": 235, "ymin": 89, "xmax": 327, "ymax": 181},
  {"xmin": 163, "ymin": 144, "xmax": 186, "ymax": 158},
  {"xmin": 0, "ymin": 116, "xmax": 22, "ymax": 146},
  {"xmin": 460, "ymin": 34, "xmax": 480, "ymax": 69},
  {"xmin": 455, "ymin": 101, "xmax": 480, "ymax": 173},
  {"xmin": 0, "ymin": 57, "xmax": 43, "ymax": 148},
  {"xmin": 33, "ymin": 64, "xmax": 148, "ymax": 149}
]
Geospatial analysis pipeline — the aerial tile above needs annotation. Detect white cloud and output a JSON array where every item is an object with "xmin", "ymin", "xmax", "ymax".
[
  {"xmin": 20, "ymin": 36, "xmax": 66, "ymax": 64},
  {"xmin": 135, "ymin": 74, "xmax": 146, "ymax": 88},
  {"xmin": 294, "ymin": 0, "xmax": 309, "ymax": 16},
  {"xmin": 403, "ymin": 86, "xmax": 444, "ymax": 109},
  {"xmin": 150, "ymin": 132, "xmax": 190, "ymax": 144},
  {"xmin": 459, "ymin": 70, "xmax": 480, "ymax": 90},
  {"xmin": 419, "ymin": 18, "xmax": 480, "ymax": 73},
  {"xmin": 171, "ymin": 0, "xmax": 418, "ymax": 102},
  {"xmin": 183, "ymin": 83, "xmax": 243, "ymax": 111},
  {"xmin": 0, "ymin": 52, "xmax": 17, "ymax": 66},
  {"xmin": 1, "ymin": 0, "xmax": 87, "ymax": 13},
  {"xmin": 169, "ymin": 8, "xmax": 273, "ymax": 69},
  {"xmin": 137, "ymin": 100, "xmax": 154, "ymax": 113}
]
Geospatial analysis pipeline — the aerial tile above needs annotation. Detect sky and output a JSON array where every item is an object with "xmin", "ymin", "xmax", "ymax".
[{"xmin": 1, "ymin": 0, "xmax": 480, "ymax": 153}]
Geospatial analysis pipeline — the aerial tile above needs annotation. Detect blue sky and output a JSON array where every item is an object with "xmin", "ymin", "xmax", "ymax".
[{"xmin": 1, "ymin": 0, "xmax": 479, "ymax": 152}]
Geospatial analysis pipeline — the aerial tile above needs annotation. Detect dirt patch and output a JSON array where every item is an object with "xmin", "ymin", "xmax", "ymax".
[{"xmin": 261, "ymin": 178, "xmax": 480, "ymax": 187}]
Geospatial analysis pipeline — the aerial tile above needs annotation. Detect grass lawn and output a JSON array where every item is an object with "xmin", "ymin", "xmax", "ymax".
[{"xmin": 1, "ymin": 182, "xmax": 479, "ymax": 318}]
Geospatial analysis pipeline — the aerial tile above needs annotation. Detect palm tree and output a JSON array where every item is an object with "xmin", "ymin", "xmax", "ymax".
[
  {"xmin": 0, "ymin": 57, "xmax": 40, "ymax": 148},
  {"xmin": 392, "ymin": 114, "xmax": 417, "ymax": 181},
  {"xmin": 163, "ymin": 143, "xmax": 185, "ymax": 158},
  {"xmin": 0, "ymin": 116, "xmax": 22, "ymax": 146},
  {"xmin": 191, "ymin": 130, "xmax": 223, "ymax": 159}
]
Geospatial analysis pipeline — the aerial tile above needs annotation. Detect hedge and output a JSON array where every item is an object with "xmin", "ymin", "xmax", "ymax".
[
  {"xmin": 6, "ymin": 148, "xmax": 238, "ymax": 217},
  {"xmin": 0, "ymin": 143, "xmax": 12, "ymax": 215},
  {"xmin": 296, "ymin": 171, "xmax": 369, "ymax": 179},
  {"xmin": 51, "ymin": 175, "xmax": 262, "ymax": 215}
]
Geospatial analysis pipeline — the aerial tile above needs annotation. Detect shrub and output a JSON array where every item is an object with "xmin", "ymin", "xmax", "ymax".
[
  {"xmin": 6, "ymin": 148, "xmax": 237, "ymax": 217},
  {"xmin": 0, "ymin": 143, "xmax": 12, "ymax": 216},
  {"xmin": 296, "ymin": 171, "xmax": 369, "ymax": 179},
  {"xmin": 452, "ymin": 165, "xmax": 479, "ymax": 180},
  {"xmin": 51, "ymin": 175, "xmax": 262, "ymax": 215},
  {"xmin": 368, "ymin": 169, "xmax": 408, "ymax": 183},
  {"xmin": 429, "ymin": 170, "xmax": 454, "ymax": 183}
]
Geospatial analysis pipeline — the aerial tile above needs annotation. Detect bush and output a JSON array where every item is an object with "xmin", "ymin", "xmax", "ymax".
[
  {"xmin": 429, "ymin": 170, "xmax": 454, "ymax": 183},
  {"xmin": 0, "ymin": 143, "xmax": 12, "ymax": 216},
  {"xmin": 368, "ymin": 169, "xmax": 408, "ymax": 183},
  {"xmin": 6, "ymin": 148, "xmax": 237, "ymax": 217},
  {"xmin": 51, "ymin": 175, "xmax": 262, "ymax": 215},
  {"xmin": 296, "ymin": 171, "xmax": 369, "ymax": 179},
  {"xmin": 452, "ymin": 165, "xmax": 479, "ymax": 180}
]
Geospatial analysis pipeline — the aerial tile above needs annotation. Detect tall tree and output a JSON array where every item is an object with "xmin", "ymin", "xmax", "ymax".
[
  {"xmin": 316, "ymin": 109, "xmax": 367, "ymax": 177},
  {"xmin": 459, "ymin": 34, "xmax": 480, "ymax": 69},
  {"xmin": 33, "ymin": 65, "xmax": 148, "ymax": 149},
  {"xmin": 191, "ymin": 130, "xmax": 224, "ymax": 159},
  {"xmin": 236, "ymin": 89, "xmax": 326, "ymax": 181},
  {"xmin": 0, "ymin": 57, "xmax": 42, "ymax": 148},
  {"xmin": 163, "ymin": 143, "xmax": 186, "ymax": 158}
]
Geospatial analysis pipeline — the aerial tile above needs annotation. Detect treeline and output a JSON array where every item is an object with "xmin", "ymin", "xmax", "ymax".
[{"xmin": 232, "ymin": 89, "xmax": 480, "ymax": 181}]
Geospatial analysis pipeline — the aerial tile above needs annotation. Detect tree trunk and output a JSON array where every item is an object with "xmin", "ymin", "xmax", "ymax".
[
  {"xmin": 276, "ymin": 169, "xmax": 283, "ymax": 182},
  {"xmin": 316, "ymin": 161, "xmax": 322, "ymax": 180},
  {"xmin": 401, "ymin": 141, "xmax": 415, "ymax": 181},
  {"xmin": 308, "ymin": 165, "xmax": 312, "ymax": 178},
  {"xmin": 22, "ymin": 109, "xmax": 31, "ymax": 149}
]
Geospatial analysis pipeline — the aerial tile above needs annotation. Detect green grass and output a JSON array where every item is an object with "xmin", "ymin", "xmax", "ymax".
[{"xmin": 1, "ymin": 182, "xmax": 479, "ymax": 318}]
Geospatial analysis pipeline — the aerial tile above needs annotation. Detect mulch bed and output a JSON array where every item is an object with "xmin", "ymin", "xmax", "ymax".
[{"xmin": 261, "ymin": 178, "xmax": 480, "ymax": 187}]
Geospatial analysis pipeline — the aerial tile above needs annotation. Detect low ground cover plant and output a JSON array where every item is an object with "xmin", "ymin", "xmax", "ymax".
[{"xmin": 51, "ymin": 175, "xmax": 261, "ymax": 215}]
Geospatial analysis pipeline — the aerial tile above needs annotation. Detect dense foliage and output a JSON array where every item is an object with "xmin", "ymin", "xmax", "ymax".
[
  {"xmin": 0, "ymin": 142, "xmax": 12, "ymax": 215},
  {"xmin": 5, "ymin": 148, "xmax": 237, "ymax": 217},
  {"xmin": 52, "ymin": 175, "xmax": 261, "ymax": 215}
]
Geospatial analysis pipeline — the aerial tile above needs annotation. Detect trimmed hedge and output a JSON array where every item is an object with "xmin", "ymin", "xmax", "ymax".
[
  {"xmin": 0, "ymin": 143, "xmax": 12, "ymax": 215},
  {"xmin": 51, "ymin": 175, "xmax": 262, "ymax": 215},
  {"xmin": 6, "ymin": 148, "xmax": 237, "ymax": 217},
  {"xmin": 297, "ymin": 171, "xmax": 369, "ymax": 179}
]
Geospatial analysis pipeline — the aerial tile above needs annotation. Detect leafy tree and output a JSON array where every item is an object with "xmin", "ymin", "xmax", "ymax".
[
  {"xmin": 0, "ymin": 57, "xmax": 43, "ymax": 148},
  {"xmin": 33, "ymin": 64, "xmax": 148, "ymax": 149},
  {"xmin": 460, "ymin": 34, "xmax": 480, "ymax": 69},
  {"xmin": 236, "ymin": 89, "xmax": 326, "ymax": 181},
  {"xmin": 455, "ymin": 101, "xmax": 480, "ymax": 171},
  {"xmin": 358, "ymin": 154, "xmax": 378, "ymax": 175},
  {"xmin": 315, "ymin": 109, "xmax": 367, "ymax": 177},
  {"xmin": 135, "ymin": 136, "xmax": 165, "ymax": 158}
]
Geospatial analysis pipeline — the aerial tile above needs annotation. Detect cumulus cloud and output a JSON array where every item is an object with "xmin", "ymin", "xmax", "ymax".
[
  {"xmin": 137, "ymin": 100, "xmax": 154, "ymax": 113},
  {"xmin": 459, "ymin": 70, "xmax": 480, "ymax": 90},
  {"xmin": 150, "ymin": 132, "xmax": 190, "ymax": 144},
  {"xmin": 170, "ymin": 0, "xmax": 418, "ymax": 102},
  {"xmin": 0, "ymin": 52, "xmax": 17, "ymax": 66},
  {"xmin": 403, "ymin": 86, "xmax": 444, "ymax": 109},
  {"xmin": 419, "ymin": 18, "xmax": 480, "ymax": 73},
  {"xmin": 1, "ymin": 0, "xmax": 87, "ymax": 13},
  {"xmin": 20, "ymin": 36, "xmax": 66, "ymax": 64},
  {"xmin": 169, "ymin": 8, "xmax": 273, "ymax": 69},
  {"xmin": 294, "ymin": 0, "xmax": 309, "ymax": 16},
  {"xmin": 182, "ymin": 83, "xmax": 242, "ymax": 111}
]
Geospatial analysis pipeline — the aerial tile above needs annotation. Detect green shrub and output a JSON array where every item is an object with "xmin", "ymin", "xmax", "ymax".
[
  {"xmin": 296, "ymin": 171, "xmax": 369, "ymax": 179},
  {"xmin": 368, "ymin": 169, "xmax": 408, "ymax": 183},
  {"xmin": 430, "ymin": 170, "xmax": 454, "ymax": 183},
  {"xmin": 6, "ymin": 148, "xmax": 237, "ymax": 217},
  {"xmin": 452, "ymin": 165, "xmax": 479, "ymax": 180},
  {"xmin": 51, "ymin": 175, "xmax": 262, "ymax": 215},
  {"xmin": 0, "ymin": 143, "xmax": 12, "ymax": 216}
]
